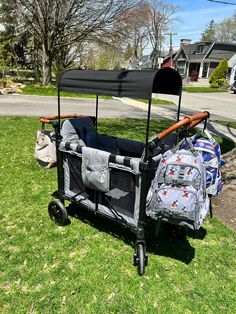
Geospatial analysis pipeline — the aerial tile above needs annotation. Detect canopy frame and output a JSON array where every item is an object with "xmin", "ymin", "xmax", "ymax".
[{"xmin": 57, "ymin": 68, "xmax": 183, "ymax": 161}]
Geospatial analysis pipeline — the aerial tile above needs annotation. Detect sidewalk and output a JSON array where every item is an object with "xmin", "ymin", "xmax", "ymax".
[{"xmin": 119, "ymin": 97, "xmax": 236, "ymax": 143}]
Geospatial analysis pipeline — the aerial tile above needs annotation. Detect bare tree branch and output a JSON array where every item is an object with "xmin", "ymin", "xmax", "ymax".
[
  {"xmin": 9, "ymin": 0, "xmax": 142, "ymax": 85},
  {"xmin": 146, "ymin": 0, "xmax": 180, "ymax": 68}
]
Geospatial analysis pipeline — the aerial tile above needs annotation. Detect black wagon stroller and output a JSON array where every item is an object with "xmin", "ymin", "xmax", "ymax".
[{"xmin": 39, "ymin": 68, "xmax": 209, "ymax": 275}]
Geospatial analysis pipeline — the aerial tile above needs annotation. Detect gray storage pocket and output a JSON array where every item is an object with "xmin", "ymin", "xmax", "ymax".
[{"xmin": 82, "ymin": 147, "xmax": 110, "ymax": 192}]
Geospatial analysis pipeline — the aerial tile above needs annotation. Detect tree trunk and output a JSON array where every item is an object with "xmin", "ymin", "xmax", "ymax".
[
  {"xmin": 151, "ymin": 48, "xmax": 158, "ymax": 69},
  {"xmin": 42, "ymin": 46, "xmax": 52, "ymax": 86}
]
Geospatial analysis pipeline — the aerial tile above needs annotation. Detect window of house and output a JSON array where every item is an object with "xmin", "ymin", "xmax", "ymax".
[
  {"xmin": 202, "ymin": 62, "xmax": 209, "ymax": 78},
  {"xmin": 196, "ymin": 44, "xmax": 204, "ymax": 54},
  {"xmin": 177, "ymin": 61, "xmax": 186, "ymax": 75}
]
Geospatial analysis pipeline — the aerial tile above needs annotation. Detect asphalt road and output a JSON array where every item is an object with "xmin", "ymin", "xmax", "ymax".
[
  {"xmin": 0, "ymin": 92, "xmax": 235, "ymax": 121},
  {"xmin": 157, "ymin": 91, "xmax": 236, "ymax": 121},
  {"xmin": 0, "ymin": 94, "xmax": 147, "ymax": 118}
]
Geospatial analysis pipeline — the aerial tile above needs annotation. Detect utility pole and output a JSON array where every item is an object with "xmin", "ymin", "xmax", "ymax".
[{"xmin": 165, "ymin": 32, "xmax": 177, "ymax": 67}]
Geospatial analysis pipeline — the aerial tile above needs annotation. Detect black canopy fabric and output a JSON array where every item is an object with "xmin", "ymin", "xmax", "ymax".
[{"xmin": 58, "ymin": 67, "xmax": 182, "ymax": 99}]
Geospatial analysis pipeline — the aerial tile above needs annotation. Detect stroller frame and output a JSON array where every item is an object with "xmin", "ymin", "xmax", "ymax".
[{"xmin": 40, "ymin": 68, "xmax": 209, "ymax": 275}]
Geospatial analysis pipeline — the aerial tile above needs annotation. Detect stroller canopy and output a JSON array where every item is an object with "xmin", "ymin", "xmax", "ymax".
[{"xmin": 58, "ymin": 68, "xmax": 182, "ymax": 99}]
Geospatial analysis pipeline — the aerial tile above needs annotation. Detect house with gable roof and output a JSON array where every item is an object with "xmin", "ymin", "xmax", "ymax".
[{"xmin": 173, "ymin": 39, "xmax": 236, "ymax": 79}]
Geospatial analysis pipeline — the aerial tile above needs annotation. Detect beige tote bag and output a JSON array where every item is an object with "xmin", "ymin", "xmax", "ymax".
[{"xmin": 35, "ymin": 130, "xmax": 56, "ymax": 168}]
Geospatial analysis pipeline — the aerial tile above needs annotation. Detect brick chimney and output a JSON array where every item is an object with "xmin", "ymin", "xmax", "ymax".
[{"xmin": 180, "ymin": 39, "xmax": 191, "ymax": 46}]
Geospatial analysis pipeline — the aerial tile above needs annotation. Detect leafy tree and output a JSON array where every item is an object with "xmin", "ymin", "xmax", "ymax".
[
  {"xmin": 202, "ymin": 12, "xmax": 236, "ymax": 43},
  {"xmin": 85, "ymin": 48, "xmax": 96, "ymax": 70},
  {"xmin": 209, "ymin": 59, "xmax": 228, "ymax": 88},
  {"xmin": 124, "ymin": 43, "xmax": 134, "ymax": 60},
  {"xmin": 201, "ymin": 20, "xmax": 216, "ymax": 41},
  {"xmin": 0, "ymin": 0, "xmax": 29, "ymax": 67},
  {"xmin": 97, "ymin": 47, "xmax": 121, "ymax": 70},
  {"xmin": 0, "ymin": 28, "xmax": 15, "ymax": 67},
  {"xmin": 96, "ymin": 49, "xmax": 111, "ymax": 70}
]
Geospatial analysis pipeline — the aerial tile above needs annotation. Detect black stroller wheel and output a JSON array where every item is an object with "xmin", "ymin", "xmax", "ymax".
[
  {"xmin": 48, "ymin": 199, "xmax": 70, "ymax": 226},
  {"xmin": 137, "ymin": 243, "xmax": 145, "ymax": 276}
]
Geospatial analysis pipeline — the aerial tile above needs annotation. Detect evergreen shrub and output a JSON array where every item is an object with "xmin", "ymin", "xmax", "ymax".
[{"xmin": 209, "ymin": 59, "xmax": 228, "ymax": 88}]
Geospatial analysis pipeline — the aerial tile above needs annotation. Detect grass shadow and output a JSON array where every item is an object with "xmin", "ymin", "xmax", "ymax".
[
  {"xmin": 67, "ymin": 202, "xmax": 136, "ymax": 245},
  {"xmin": 146, "ymin": 223, "xmax": 197, "ymax": 265},
  {"xmin": 207, "ymin": 122, "xmax": 235, "ymax": 153},
  {"xmin": 66, "ymin": 202, "xmax": 198, "ymax": 265},
  {"xmin": 220, "ymin": 137, "xmax": 235, "ymax": 154},
  {"xmin": 187, "ymin": 227, "xmax": 207, "ymax": 240}
]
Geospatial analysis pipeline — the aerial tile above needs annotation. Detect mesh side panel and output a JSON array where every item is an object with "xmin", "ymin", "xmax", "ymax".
[
  {"xmin": 64, "ymin": 153, "xmax": 95, "ymax": 201},
  {"xmin": 105, "ymin": 168, "xmax": 136, "ymax": 218},
  {"xmin": 66, "ymin": 154, "xmax": 85, "ymax": 194}
]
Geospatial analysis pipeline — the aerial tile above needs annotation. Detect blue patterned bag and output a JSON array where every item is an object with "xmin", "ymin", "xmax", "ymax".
[{"xmin": 181, "ymin": 130, "xmax": 224, "ymax": 196}]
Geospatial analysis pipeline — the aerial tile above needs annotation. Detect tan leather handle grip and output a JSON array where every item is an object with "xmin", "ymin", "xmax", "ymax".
[
  {"xmin": 157, "ymin": 117, "xmax": 191, "ymax": 140},
  {"xmin": 188, "ymin": 111, "xmax": 210, "ymax": 129},
  {"xmin": 188, "ymin": 111, "xmax": 209, "ymax": 123},
  {"xmin": 152, "ymin": 111, "xmax": 209, "ymax": 142},
  {"xmin": 189, "ymin": 119, "xmax": 202, "ymax": 129},
  {"xmin": 39, "ymin": 113, "xmax": 84, "ymax": 124}
]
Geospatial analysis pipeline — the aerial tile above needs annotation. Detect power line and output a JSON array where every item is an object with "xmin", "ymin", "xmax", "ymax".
[{"xmin": 207, "ymin": 0, "xmax": 236, "ymax": 5}]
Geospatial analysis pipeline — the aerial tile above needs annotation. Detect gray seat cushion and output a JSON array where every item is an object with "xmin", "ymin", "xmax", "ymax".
[{"xmin": 61, "ymin": 117, "xmax": 96, "ymax": 146}]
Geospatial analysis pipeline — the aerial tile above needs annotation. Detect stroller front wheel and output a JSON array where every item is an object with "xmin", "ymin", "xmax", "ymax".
[
  {"xmin": 48, "ymin": 199, "xmax": 70, "ymax": 226},
  {"xmin": 133, "ymin": 243, "xmax": 147, "ymax": 276},
  {"xmin": 137, "ymin": 244, "xmax": 145, "ymax": 276}
]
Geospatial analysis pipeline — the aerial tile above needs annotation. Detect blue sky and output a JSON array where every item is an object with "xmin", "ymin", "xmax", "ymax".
[{"xmin": 170, "ymin": 0, "xmax": 236, "ymax": 49}]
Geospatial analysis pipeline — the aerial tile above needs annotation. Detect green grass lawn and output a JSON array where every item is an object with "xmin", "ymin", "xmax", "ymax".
[
  {"xmin": 0, "ymin": 117, "xmax": 235, "ymax": 313},
  {"xmin": 21, "ymin": 85, "xmax": 113, "ymax": 99},
  {"xmin": 214, "ymin": 120, "xmax": 236, "ymax": 130},
  {"xmin": 183, "ymin": 87, "xmax": 229, "ymax": 93},
  {"xmin": 21, "ymin": 85, "xmax": 173, "ymax": 105},
  {"xmin": 135, "ymin": 98, "xmax": 174, "ymax": 105}
]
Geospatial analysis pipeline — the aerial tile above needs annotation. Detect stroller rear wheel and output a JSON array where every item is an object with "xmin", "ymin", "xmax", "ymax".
[{"xmin": 48, "ymin": 199, "xmax": 70, "ymax": 226}]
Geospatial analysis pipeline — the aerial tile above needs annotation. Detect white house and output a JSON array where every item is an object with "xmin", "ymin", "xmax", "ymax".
[{"xmin": 228, "ymin": 53, "xmax": 236, "ymax": 86}]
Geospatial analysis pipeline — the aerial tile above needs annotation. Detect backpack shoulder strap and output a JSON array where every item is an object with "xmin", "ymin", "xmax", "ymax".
[{"xmin": 204, "ymin": 129, "xmax": 215, "ymax": 143}]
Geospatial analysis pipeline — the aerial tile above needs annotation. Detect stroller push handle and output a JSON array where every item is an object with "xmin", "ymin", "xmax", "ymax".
[
  {"xmin": 150, "ymin": 111, "xmax": 210, "ymax": 143},
  {"xmin": 39, "ymin": 113, "xmax": 84, "ymax": 124},
  {"xmin": 188, "ymin": 111, "xmax": 210, "ymax": 125}
]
